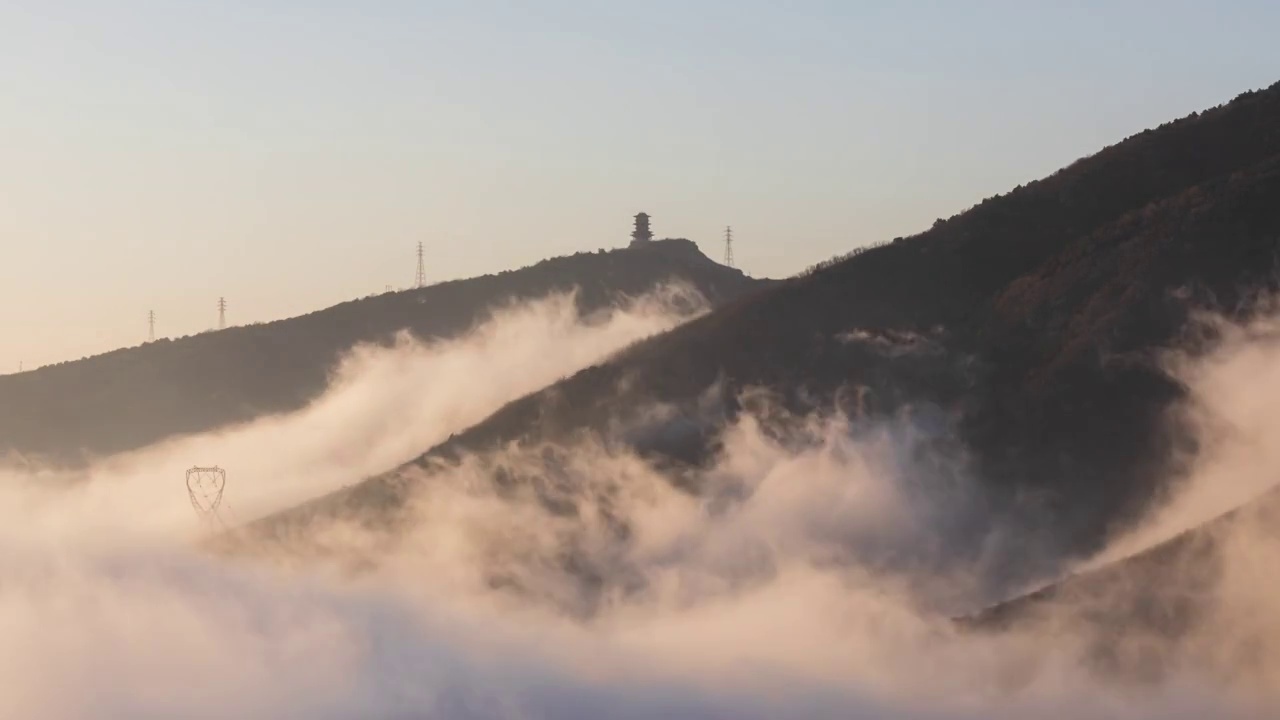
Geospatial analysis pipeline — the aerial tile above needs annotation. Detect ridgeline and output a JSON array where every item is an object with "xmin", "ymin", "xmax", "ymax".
[
  {"xmin": 0, "ymin": 238, "xmax": 763, "ymax": 465},
  {"xmin": 249, "ymin": 80, "xmax": 1280, "ymax": 602}
]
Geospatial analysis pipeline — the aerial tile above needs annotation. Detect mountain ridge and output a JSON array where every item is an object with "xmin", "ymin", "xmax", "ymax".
[
  {"xmin": 0, "ymin": 238, "xmax": 764, "ymax": 465},
  {"xmin": 238, "ymin": 81, "xmax": 1280, "ymax": 600}
]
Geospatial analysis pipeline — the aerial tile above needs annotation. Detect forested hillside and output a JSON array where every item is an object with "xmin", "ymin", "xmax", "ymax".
[
  {"xmin": 0, "ymin": 239, "xmax": 761, "ymax": 464},
  {"xmin": 250, "ymin": 81, "xmax": 1280, "ymax": 604}
]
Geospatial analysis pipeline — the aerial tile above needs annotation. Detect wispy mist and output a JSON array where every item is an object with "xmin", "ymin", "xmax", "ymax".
[
  {"xmin": 0, "ymin": 286, "xmax": 702, "ymax": 544},
  {"xmin": 1091, "ymin": 307, "xmax": 1280, "ymax": 566},
  {"xmin": 6, "ymin": 291, "xmax": 1280, "ymax": 719}
]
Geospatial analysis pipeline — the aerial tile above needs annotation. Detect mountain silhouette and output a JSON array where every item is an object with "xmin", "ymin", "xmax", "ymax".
[
  {"xmin": 0, "ymin": 238, "xmax": 762, "ymax": 465},
  {"xmin": 241, "ymin": 81, "xmax": 1280, "ymax": 605}
]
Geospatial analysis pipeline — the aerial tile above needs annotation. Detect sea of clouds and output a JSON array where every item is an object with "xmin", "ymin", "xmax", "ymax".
[{"xmin": 4, "ymin": 287, "xmax": 1280, "ymax": 719}]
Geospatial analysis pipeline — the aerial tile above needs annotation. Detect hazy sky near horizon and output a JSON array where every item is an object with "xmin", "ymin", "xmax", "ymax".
[{"xmin": 2, "ymin": 1, "xmax": 1278, "ymax": 369}]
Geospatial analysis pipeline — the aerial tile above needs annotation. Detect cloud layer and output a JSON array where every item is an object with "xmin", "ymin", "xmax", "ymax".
[{"xmin": 6, "ymin": 291, "xmax": 1280, "ymax": 719}]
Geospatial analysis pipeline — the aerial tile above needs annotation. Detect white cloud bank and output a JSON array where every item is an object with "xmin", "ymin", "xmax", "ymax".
[{"xmin": 4, "ymin": 290, "xmax": 1280, "ymax": 719}]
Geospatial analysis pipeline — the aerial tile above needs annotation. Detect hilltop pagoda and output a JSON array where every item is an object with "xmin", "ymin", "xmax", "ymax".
[{"xmin": 631, "ymin": 212, "xmax": 654, "ymax": 244}]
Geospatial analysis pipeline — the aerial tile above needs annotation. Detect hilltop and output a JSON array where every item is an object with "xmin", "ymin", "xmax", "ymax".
[
  {"xmin": 240, "ymin": 81, "xmax": 1280, "ymax": 605},
  {"xmin": 0, "ymin": 238, "xmax": 763, "ymax": 465}
]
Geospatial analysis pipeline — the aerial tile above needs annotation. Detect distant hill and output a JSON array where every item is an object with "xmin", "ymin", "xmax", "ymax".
[
  {"xmin": 0, "ymin": 239, "xmax": 764, "ymax": 464},
  {"xmin": 246, "ymin": 81, "xmax": 1280, "ymax": 600}
]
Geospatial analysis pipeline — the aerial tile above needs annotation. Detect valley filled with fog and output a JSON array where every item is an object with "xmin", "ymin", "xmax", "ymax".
[{"xmin": 5, "ymin": 286, "xmax": 1280, "ymax": 720}]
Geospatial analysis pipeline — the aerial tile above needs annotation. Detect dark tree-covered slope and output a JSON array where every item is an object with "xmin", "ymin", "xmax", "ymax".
[
  {"xmin": 253, "ymin": 82, "xmax": 1280, "ymax": 578},
  {"xmin": 0, "ymin": 239, "xmax": 762, "ymax": 464}
]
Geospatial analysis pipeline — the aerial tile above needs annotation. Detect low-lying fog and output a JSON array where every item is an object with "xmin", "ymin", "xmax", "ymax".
[{"xmin": 4, "ymin": 287, "xmax": 1280, "ymax": 719}]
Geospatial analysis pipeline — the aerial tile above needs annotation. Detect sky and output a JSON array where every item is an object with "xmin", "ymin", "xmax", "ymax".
[{"xmin": 1, "ymin": 1, "xmax": 1278, "ymax": 370}]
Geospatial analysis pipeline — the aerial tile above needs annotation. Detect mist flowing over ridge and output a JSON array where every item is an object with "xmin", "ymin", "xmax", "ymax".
[
  {"xmin": 0, "ymin": 237, "xmax": 762, "ymax": 466},
  {"xmin": 8, "ymin": 288, "xmax": 1280, "ymax": 719},
  {"xmin": 7, "ymin": 73, "xmax": 1280, "ymax": 718},
  {"xmin": 257, "ymin": 80, "xmax": 1280, "ymax": 578},
  {"xmin": 0, "ymin": 284, "xmax": 711, "ymax": 542}
]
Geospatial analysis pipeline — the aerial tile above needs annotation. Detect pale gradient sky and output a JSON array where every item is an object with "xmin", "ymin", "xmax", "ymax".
[{"xmin": 2, "ymin": 1, "xmax": 1278, "ymax": 370}]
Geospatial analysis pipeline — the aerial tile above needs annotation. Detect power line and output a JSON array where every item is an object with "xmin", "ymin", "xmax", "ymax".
[
  {"xmin": 217, "ymin": 297, "xmax": 227, "ymax": 330},
  {"xmin": 724, "ymin": 226, "xmax": 734, "ymax": 268},
  {"xmin": 415, "ymin": 241, "xmax": 426, "ymax": 288},
  {"xmin": 148, "ymin": 310, "xmax": 156, "ymax": 342}
]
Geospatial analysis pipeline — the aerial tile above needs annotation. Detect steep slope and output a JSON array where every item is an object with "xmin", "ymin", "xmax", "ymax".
[
  {"xmin": 0, "ymin": 239, "xmax": 763, "ymax": 464},
  {"xmin": 247, "ymin": 81, "xmax": 1280, "ymax": 595},
  {"xmin": 954, "ymin": 483, "xmax": 1280, "ymax": 686},
  {"xmin": 958, "ymin": 487, "xmax": 1280, "ymax": 631}
]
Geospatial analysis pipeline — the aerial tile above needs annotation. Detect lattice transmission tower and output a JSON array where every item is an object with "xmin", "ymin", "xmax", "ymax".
[
  {"xmin": 415, "ymin": 241, "xmax": 426, "ymax": 288},
  {"xmin": 186, "ymin": 466, "xmax": 229, "ymax": 533},
  {"xmin": 724, "ymin": 226, "xmax": 734, "ymax": 268},
  {"xmin": 217, "ymin": 297, "xmax": 227, "ymax": 330},
  {"xmin": 148, "ymin": 310, "xmax": 156, "ymax": 341}
]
